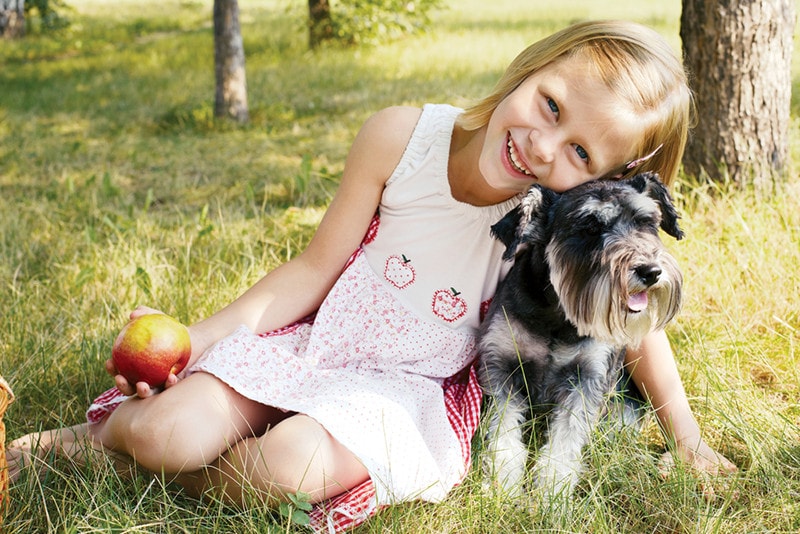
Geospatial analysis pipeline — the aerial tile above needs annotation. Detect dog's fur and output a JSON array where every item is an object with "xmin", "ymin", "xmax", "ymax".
[{"xmin": 478, "ymin": 172, "xmax": 684, "ymax": 502}]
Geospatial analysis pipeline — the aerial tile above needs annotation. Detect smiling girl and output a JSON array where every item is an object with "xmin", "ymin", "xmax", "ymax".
[{"xmin": 9, "ymin": 19, "xmax": 735, "ymax": 532}]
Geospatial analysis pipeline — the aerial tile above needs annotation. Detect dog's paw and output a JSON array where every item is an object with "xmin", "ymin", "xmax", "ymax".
[
  {"xmin": 531, "ymin": 455, "xmax": 581, "ymax": 502},
  {"xmin": 482, "ymin": 431, "xmax": 529, "ymax": 496},
  {"xmin": 482, "ymin": 458, "xmax": 527, "ymax": 498},
  {"xmin": 482, "ymin": 449, "xmax": 527, "ymax": 498}
]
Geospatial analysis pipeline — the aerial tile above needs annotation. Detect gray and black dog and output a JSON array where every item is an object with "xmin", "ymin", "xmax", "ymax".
[{"xmin": 478, "ymin": 172, "xmax": 684, "ymax": 502}]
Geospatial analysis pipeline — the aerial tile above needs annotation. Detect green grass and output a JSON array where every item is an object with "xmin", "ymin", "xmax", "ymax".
[{"xmin": 2, "ymin": 0, "xmax": 799, "ymax": 531}]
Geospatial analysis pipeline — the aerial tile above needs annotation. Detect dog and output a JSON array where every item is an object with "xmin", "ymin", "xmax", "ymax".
[{"xmin": 477, "ymin": 172, "xmax": 684, "ymax": 503}]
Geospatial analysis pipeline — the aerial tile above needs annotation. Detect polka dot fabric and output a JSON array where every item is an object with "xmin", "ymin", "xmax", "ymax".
[{"xmin": 190, "ymin": 250, "xmax": 477, "ymax": 505}]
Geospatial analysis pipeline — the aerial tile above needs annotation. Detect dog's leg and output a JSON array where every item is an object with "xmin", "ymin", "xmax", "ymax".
[
  {"xmin": 479, "ymin": 308, "xmax": 543, "ymax": 497},
  {"xmin": 532, "ymin": 348, "xmax": 614, "ymax": 502},
  {"xmin": 483, "ymin": 391, "xmax": 530, "ymax": 496}
]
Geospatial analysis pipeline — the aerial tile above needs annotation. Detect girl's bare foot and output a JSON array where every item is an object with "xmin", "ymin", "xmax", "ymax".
[{"xmin": 6, "ymin": 423, "xmax": 93, "ymax": 483}]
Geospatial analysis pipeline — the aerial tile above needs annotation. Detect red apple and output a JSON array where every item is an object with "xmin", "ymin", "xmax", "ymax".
[{"xmin": 111, "ymin": 314, "xmax": 191, "ymax": 388}]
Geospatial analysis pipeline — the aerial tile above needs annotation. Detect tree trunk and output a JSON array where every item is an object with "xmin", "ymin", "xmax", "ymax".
[
  {"xmin": 214, "ymin": 0, "xmax": 249, "ymax": 123},
  {"xmin": 0, "ymin": 0, "xmax": 25, "ymax": 39},
  {"xmin": 308, "ymin": 0, "xmax": 333, "ymax": 49},
  {"xmin": 680, "ymin": 0, "xmax": 795, "ymax": 188}
]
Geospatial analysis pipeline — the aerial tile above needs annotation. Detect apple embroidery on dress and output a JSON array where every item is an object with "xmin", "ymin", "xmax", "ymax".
[
  {"xmin": 432, "ymin": 287, "xmax": 468, "ymax": 323},
  {"xmin": 384, "ymin": 254, "xmax": 416, "ymax": 289}
]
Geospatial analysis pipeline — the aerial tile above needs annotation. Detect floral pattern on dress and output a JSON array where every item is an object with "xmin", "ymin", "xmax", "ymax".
[{"xmin": 188, "ymin": 251, "xmax": 477, "ymax": 505}]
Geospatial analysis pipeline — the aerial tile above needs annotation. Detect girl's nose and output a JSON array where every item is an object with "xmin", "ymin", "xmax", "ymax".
[{"xmin": 529, "ymin": 129, "xmax": 555, "ymax": 164}]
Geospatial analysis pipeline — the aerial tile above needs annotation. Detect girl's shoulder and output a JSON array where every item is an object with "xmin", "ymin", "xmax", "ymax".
[
  {"xmin": 359, "ymin": 106, "xmax": 423, "ymax": 149},
  {"xmin": 346, "ymin": 106, "xmax": 424, "ymax": 185},
  {"xmin": 368, "ymin": 105, "xmax": 423, "ymax": 126}
]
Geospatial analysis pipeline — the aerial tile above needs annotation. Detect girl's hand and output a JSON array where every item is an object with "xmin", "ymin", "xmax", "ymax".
[
  {"xmin": 658, "ymin": 438, "xmax": 738, "ymax": 500},
  {"xmin": 105, "ymin": 306, "xmax": 182, "ymax": 398}
]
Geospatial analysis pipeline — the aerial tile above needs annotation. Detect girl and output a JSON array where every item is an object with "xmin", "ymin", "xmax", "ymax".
[{"xmin": 9, "ymin": 19, "xmax": 736, "ymax": 532}]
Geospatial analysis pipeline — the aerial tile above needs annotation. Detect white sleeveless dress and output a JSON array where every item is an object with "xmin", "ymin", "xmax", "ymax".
[{"xmin": 89, "ymin": 104, "xmax": 519, "ymax": 519}]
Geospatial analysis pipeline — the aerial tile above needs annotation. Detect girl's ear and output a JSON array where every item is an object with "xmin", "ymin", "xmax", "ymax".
[
  {"xmin": 491, "ymin": 185, "xmax": 558, "ymax": 259},
  {"xmin": 629, "ymin": 172, "xmax": 685, "ymax": 241}
]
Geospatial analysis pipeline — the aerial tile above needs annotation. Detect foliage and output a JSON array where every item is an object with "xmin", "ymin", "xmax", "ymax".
[
  {"xmin": 24, "ymin": 0, "xmax": 70, "ymax": 32},
  {"xmin": 321, "ymin": 0, "xmax": 444, "ymax": 46},
  {"xmin": 278, "ymin": 491, "xmax": 313, "ymax": 526},
  {"xmin": 0, "ymin": 0, "xmax": 798, "ymax": 532}
]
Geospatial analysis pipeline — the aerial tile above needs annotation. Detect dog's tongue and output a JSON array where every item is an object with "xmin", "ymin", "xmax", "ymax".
[{"xmin": 627, "ymin": 292, "xmax": 648, "ymax": 312}]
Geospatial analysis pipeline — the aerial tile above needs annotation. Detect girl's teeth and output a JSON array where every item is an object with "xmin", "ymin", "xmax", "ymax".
[{"xmin": 507, "ymin": 138, "xmax": 532, "ymax": 175}]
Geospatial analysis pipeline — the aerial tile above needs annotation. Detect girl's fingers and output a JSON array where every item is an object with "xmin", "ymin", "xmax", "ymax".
[
  {"xmin": 129, "ymin": 306, "xmax": 163, "ymax": 320},
  {"xmin": 657, "ymin": 450, "xmax": 739, "ymax": 502}
]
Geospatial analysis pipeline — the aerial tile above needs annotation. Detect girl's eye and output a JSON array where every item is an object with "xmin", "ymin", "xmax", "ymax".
[
  {"xmin": 546, "ymin": 97, "xmax": 559, "ymax": 116},
  {"xmin": 574, "ymin": 144, "xmax": 589, "ymax": 163}
]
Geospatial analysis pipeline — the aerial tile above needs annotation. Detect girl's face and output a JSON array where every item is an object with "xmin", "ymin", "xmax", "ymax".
[{"xmin": 480, "ymin": 56, "xmax": 645, "ymax": 194}]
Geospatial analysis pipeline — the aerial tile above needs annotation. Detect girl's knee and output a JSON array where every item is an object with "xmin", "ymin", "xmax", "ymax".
[
  {"xmin": 105, "ymin": 390, "xmax": 220, "ymax": 472},
  {"xmin": 110, "ymin": 397, "xmax": 187, "ymax": 469},
  {"xmin": 102, "ymin": 374, "xmax": 267, "ymax": 473},
  {"xmin": 256, "ymin": 415, "xmax": 367, "ymax": 501}
]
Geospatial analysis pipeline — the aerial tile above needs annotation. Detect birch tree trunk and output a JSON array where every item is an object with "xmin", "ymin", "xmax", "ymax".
[
  {"xmin": 680, "ymin": 0, "xmax": 795, "ymax": 188},
  {"xmin": 214, "ymin": 0, "xmax": 249, "ymax": 123},
  {"xmin": 0, "ymin": 0, "xmax": 25, "ymax": 38}
]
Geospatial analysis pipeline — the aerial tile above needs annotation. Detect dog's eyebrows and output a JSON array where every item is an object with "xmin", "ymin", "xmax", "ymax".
[
  {"xmin": 576, "ymin": 197, "xmax": 621, "ymax": 224},
  {"xmin": 626, "ymin": 193, "xmax": 661, "ymax": 219}
]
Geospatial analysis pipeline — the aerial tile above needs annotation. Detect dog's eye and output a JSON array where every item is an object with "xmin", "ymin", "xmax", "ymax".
[
  {"xmin": 633, "ymin": 214, "xmax": 657, "ymax": 228},
  {"xmin": 582, "ymin": 217, "xmax": 604, "ymax": 236}
]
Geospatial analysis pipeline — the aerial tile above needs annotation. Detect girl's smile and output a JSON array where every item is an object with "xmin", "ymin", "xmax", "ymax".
[{"xmin": 505, "ymin": 132, "xmax": 535, "ymax": 177}]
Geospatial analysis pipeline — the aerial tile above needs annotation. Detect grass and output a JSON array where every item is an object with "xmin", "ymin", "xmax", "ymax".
[{"xmin": 1, "ymin": 0, "xmax": 799, "ymax": 531}]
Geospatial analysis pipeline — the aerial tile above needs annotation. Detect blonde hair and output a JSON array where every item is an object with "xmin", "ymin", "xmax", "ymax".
[{"xmin": 458, "ymin": 20, "xmax": 693, "ymax": 187}]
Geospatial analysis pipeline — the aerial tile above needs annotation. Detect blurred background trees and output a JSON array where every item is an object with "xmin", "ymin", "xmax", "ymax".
[
  {"xmin": 0, "ymin": 0, "xmax": 69, "ymax": 37},
  {"xmin": 307, "ymin": 0, "xmax": 442, "ymax": 48},
  {"xmin": 4, "ymin": 0, "xmax": 796, "ymax": 189}
]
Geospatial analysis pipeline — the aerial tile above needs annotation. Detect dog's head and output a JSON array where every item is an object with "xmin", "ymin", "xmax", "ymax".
[{"xmin": 492, "ymin": 172, "xmax": 684, "ymax": 347}]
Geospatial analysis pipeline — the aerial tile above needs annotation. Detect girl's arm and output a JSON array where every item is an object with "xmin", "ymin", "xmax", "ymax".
[
  {"xmin": 625, "ymin": 330, "xmax": 738, "ymax": 478},
  {"xmin": 114, "ymin": 106, "xmax": 424, "ymax": 397}
]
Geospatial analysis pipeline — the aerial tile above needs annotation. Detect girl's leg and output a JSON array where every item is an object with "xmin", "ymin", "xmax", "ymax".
[
  {"xmin": 8, "ymin": 423, "xmax": 92, "ymax": 482},
  {"xmin": 9, "ymin": 376, "xmax": 368, "ymax": 507},
  {"xmin": 176, "ymin": 414, "xmax": 369, "ymax": 506},
  {"xmin": 7, "ymin": 422, "xmax": 137, "ymax": 482},
  {"xmin": 8, "ymin": 372, "xmax": 287, "ymax": 481},
  {"xmin": 93, "ymin": 372, "xmax": 289, "ymax": 474}
]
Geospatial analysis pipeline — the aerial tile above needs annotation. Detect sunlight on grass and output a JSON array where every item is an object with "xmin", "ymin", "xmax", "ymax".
[{"xmin": 1, "ymin": 0, "xmax": 798, "ymax": 532}]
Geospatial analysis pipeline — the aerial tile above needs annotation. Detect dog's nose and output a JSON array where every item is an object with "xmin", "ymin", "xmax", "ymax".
[{"xmin": 635, "ymin": 265, "xmax": 662, "ymax": 286}]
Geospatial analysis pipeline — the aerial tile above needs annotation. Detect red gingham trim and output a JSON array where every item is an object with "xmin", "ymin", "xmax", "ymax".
[
  {"xmin": 86, "ymin": 387, "xmax": 129, "ymax": 424},
  {"xmin": 261, "ymin": 312, "xmax": 316, "ymax": 338},
  {"xmin": 341, "ymin": 246, "xmax": 363, "ymax": 273},
  {"xmin": 360, "ymin": 211, "xmax": 380, "ymax": 246},
  {"xmin": 443, "ymin": 362, "xmax": 482, "ymax": 466},
  {"xmin": 308, "ymin": 478, "xmax": 379, "ymax": 533}
]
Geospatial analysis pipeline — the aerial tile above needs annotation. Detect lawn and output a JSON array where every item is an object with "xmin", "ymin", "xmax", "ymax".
[{"xmin": 1, "ymin": 0, "xmax": 799, "ymax": 532}]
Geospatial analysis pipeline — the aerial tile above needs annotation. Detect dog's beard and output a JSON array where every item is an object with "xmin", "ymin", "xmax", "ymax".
[{"xmin": 547, "ymin": 238, "xmax": 683, "ymax": 347}]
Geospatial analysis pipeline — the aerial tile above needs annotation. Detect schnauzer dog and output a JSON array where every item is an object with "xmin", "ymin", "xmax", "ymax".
[{"xmin": 478, "ymin": 172, "xmax": 684, "ymax": 502}]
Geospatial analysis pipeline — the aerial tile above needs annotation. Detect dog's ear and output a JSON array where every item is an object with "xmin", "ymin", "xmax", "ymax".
[
  {"xmin": 491, "ymin": 185, "xmax": 558, "ymax": 260},
  {"xmin": 490, "ymin": 205, "xmax": 524, "ymax": 259},
  {"xmin": 629, "ymin": 172, "xmax": 685, "ymax": 241}
]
